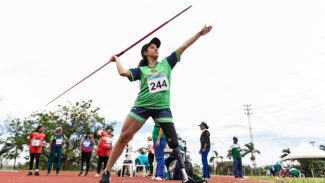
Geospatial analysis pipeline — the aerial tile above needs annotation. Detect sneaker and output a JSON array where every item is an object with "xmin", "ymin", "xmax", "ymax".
[
  {"xmin": 34, "ymin": 171, "xmax": 40, "ymax": 176},
  {"xmin": 99, "ymin": 171, "xmax": 110, "ymax": 183},
  {"xmin": 95, "ymin": 174, "xmax": 99, "ymax": 178},
  {"xmin": 154, "ymin": 177, "xmax": 165, "ymax": 181},
  {"xmin": 79, "ymin": 172, "xmax": 83, "ymax": 176},
  {"xmin": 84, "ymin": 172, "xmax": 88, "ymax": 176},
  {"xmin": 27, "ymin": 171, "xmax": 33, "ymax": 176},
  {"xmin": 183, "ymin": 177, "xmax": 208, "ymax": 183}
]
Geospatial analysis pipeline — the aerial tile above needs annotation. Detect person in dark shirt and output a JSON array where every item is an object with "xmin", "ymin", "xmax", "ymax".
[{"xmin": 198, "ymin": 122, "xmax": 210, "ymax": 180}]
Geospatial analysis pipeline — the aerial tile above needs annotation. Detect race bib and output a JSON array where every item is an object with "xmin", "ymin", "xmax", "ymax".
[
  {"xmin": 104, "ymin": 137, "xmax": 113, "ymax": 144},
  {"xmin": 32, "ymin": 139, "xmax": 40, "ymax": 146},
  {"xmin": 147, "ymin": 73, "xmax": 169, "ymax": 93},
  {"xmin": 83, "ymin": 141, "xmax": 90, "ymax": 147},
  {"xmin": 56, "ymin": 138, "xmax": 63, "ymax": 145}
]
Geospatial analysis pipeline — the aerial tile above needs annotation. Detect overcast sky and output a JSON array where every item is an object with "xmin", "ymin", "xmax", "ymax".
[{"xmin": 1, "ymin": 0, "xmax": 325, "ymax": 167}]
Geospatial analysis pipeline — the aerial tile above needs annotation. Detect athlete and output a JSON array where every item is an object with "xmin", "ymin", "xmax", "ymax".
[
  {"xmin": 47, "ymin": 127, "xmax": 69, "ymax": 176},
  {"xmin": 79, "ymin": 131, "xmax": 95, "ymax": 176},
  {"xmin": 27, "ymin": 125, "xmax": 46, "ymax": 176},
  {"xmin": 100, "ymin": 25, "xmax": 212, "ymax": 183},
  {"xmin": 95, "ymin": 126, "xmax": 114, "ymax": 178}
]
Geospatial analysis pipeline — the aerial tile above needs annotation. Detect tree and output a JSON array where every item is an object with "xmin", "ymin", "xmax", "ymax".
[
  {"xmin": 209, "ymin": 150, "xmax": 223, "ymax": 174},
  {"xmin": 1, "ymin": 118, "xmax": 28, "ymax": 169},
  {"xmin": 242, "ymin": 142, "xmax": 260, "ymax": 167},
  {"xmin": 1, "ymin": 100, "xmax": 110, "ymax": 169},
  {"xmin": 28, "ymin": 100, "xmax": 107, "ymax": 169},
  {"xmin": 280, "ymin": 148, "xmax": 291, "ymax": 158}
]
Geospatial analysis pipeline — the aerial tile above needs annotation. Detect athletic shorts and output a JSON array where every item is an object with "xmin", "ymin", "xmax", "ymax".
[{"xmin": 128, "ymin": 107, "xmax": 173, "ymax": 124}]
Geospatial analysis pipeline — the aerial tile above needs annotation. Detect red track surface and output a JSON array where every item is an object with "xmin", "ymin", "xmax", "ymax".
[{"xmin": 0, "ymin": 170, "xmax": 271, "ymax": 183}]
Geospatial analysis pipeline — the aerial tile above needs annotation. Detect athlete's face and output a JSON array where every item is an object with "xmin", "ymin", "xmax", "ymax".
[
  {"xmin": 106, "ymin": 128, "xmax": 113, "ymax": 134},
  {"xmin": 144, "ymin": 43, "xmax": 159, "ymax": 59},
  {"xmin": 37, "ymin": 127, "xmax": 43, "ymax": 133}
]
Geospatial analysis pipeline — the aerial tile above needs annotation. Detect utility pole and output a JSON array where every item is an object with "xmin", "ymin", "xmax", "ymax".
[{"xmin": 244, "ymin": 104, "xmax": 257, "ymax": 170}]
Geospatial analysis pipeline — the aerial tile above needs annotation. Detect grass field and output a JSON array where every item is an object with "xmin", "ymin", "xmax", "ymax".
[{"xmin": 250, "ymin": 176, "xmax": 325, "ymax": 183}]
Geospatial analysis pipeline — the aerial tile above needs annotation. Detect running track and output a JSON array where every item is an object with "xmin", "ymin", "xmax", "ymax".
[{"xmin": 0, "ymin": 170, "xmax": 272, "ymax": 183}]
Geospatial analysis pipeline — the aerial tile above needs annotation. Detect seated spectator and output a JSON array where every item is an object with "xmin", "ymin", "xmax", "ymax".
[{"xmin": 289, "ymin": 167, "xmax": 300, "ymax": 177}]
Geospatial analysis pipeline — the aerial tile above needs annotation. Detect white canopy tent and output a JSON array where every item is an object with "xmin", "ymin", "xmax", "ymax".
[
  {"xmin": 281, "ymin": 141, "xmax": 325, "ymax": 161},
  {"xmin": 280, "ymin": 141, "xmax": 325, "ymax": 177}
]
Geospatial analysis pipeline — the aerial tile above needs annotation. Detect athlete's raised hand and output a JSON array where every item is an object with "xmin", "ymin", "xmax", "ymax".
[{"xmin": 199, "ymin": 25, "xmax": 213, "ymax": 36}]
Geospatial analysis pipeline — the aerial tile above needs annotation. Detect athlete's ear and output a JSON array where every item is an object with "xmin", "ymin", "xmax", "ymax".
[{"xmin": 143, "ymin": 50, "xmax": 149, "ymax": 57}]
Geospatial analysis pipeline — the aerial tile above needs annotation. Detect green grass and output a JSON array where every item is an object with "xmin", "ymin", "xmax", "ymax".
[{"xmin": 250, "ymin": 176, "xmax": 325, "ymax": 183}]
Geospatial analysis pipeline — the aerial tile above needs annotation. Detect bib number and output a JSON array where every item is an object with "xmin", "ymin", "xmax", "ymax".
[
  {"xmin": 147, "ymin": 73, "xmax": 169, "ymax": 93},
  {"xmin": 56, "ymin": 138, "xmax": 63, "ymax": 145},
  {"xmin": 83, "ymin": 141, "xmax": 90, "ymax": 147},
  {"xmin": 32, "ymin": 139, "xmax": 40, "ymax": 146},
  {"xmin": 104, "ymin": 137, "xmax": 113, "ymax": 144}
]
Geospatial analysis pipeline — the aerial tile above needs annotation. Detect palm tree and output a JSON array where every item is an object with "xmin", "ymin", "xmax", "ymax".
[
  {"xmin": 320, "ymin": 145, "xmax": 325, "ymax": 151},
  {"xmin": 280, "ymin": 148, "xmax": 291, "ymax": 158},
  {"xmin": 242, "ymin": 142, "xmax": 260, "ymax": 168},
  {"xmin": 209, "ymin": 150, "xmax": 223, "ymax": 174}
]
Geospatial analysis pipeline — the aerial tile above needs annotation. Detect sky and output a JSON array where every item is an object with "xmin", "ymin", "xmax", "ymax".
[{"xmin": 1, "ymin": 0, "xmax": 325, "ymax": 167}]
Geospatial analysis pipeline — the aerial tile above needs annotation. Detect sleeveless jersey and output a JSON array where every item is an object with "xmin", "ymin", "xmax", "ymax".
[
  {"xmin": 29, "ymin": 132, "xmax": 46, "ymax": 154},
  {"xmin": 81, "ymin": 137, "xmax": 93, "ymax": 152}
]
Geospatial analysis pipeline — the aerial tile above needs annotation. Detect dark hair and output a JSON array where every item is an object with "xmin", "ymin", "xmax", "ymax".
[
  {"xmin": 85, "ymin": 131, "xmax": 92, "ymax": 138},
  {"xmin": 138, "ymin": 58, "xmax": 148, "ymax": 67},
  {"xmin": 233, "ymin": 136, "xmax": 238, "ymax": 141},
  {"xmin": 138, "ymin": 37, "xmax": 160, "ymax": 67},
  {"xmin": 36, "ymin": 125, "xmax": 42, "ymax": 132},
  {"xmin": 105, "ymin": 126, "xmax": 114, "ymax": 131}
]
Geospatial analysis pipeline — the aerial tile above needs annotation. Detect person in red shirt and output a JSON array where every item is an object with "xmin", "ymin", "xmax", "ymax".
[
  {"xmin": 27, "ymin": 125, "xmax": 46, "ymax": 176},
  {"xmin": 95, "ymin": 126, "xmax": 114, "ymax": 178},
  {"xmin": 79, "ymin": 131, "xmax": 95, "ymax": 176}
]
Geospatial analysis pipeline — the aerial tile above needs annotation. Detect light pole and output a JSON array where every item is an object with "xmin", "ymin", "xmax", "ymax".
[{"xmin": 244, "ymin": 104, "xmax": 257, "ymax": 169}]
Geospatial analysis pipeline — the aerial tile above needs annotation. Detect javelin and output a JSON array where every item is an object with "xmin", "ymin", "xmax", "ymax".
[{"xmin": 45, "ymin": 5, "xmax": 192, "ymax": 106}]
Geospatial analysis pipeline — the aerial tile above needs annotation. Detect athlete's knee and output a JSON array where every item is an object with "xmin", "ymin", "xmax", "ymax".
[
  {"xmin": 166, "ymin": 137, "xmax": 179, "ymax": 149},
  {"xmin": 119, "ymin": 131, "xmax": 133, "ymax": 144}
]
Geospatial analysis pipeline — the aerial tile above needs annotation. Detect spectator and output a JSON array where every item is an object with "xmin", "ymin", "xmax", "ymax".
[
  {"xmin": 147, "ymin": 136, "xmax": 154, "ymax": 176},
  {"xmin": 152, "ymin": 126, "xmax": 167, "ymax": 180},
  {"xmin": 227, "ymin": 136, "xmax": 243, "ymax": 178},
  {"xmin": 198, "ymin": 122, "xmax": 210, "ymax": 180}
]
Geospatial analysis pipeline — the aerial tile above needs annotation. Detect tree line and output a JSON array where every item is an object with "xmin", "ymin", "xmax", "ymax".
[{"xmin": 0, "ymin": 100, "xmax": 115, "ymax": 169}]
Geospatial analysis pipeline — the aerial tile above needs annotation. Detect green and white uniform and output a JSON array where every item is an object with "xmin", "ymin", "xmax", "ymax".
[
  {"xmin": 230, "ymin": 143, "xmax": 241, "ymax": 158},
  {"xmin": 128, "ymin": 51, "xmax": 180, "ymax": 109},
  {"xmin": 127, "ymin": 51, "xmax": 180, "ymax": 123}
]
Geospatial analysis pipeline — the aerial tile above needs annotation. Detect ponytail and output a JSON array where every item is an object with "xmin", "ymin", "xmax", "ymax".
[{"xmin": 138, "ymin": 58, "xmax": 148, "ymax": 67}]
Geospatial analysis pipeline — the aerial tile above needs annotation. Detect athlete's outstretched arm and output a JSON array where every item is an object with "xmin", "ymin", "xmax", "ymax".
[
  {"xmin": 176, "ymin": 25, "xmax": 212, "ymax": 56},
  {"xmin": 110, "ymin": 55, "xmax": 131, "ymax": 78}
]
